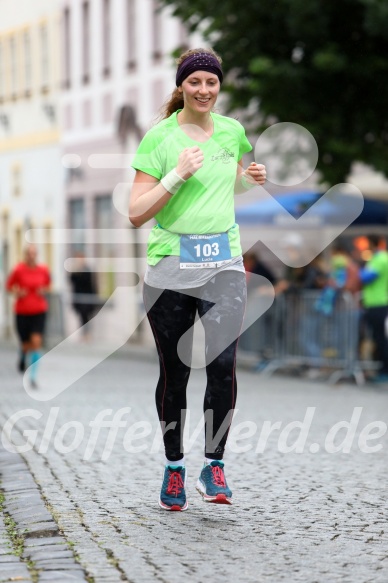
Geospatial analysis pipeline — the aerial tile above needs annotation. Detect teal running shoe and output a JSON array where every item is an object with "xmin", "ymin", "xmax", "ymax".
[
  {"xmin": 196, "ymin": 461, "xmax": 232, "ymax": 505},
  {"xmin": 159, "ymin": 465, "xmax": 188, "ymax": 511}
]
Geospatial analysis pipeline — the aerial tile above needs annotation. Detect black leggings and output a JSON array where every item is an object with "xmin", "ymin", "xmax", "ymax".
[{"xmin": 143, "ymin": 271, "xmax": 247, "ymax": 461}]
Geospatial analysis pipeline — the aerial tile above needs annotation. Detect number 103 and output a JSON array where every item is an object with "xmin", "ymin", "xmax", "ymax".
[{"xmin": 194, "ymin": 242, "xmax": 220, "ymax": 257}]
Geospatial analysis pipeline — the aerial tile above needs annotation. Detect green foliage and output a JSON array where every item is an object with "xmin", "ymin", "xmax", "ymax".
[
  {"xmin": 4, "ymin": 514, "xmax": 24, "ymax": 556},
  {"xmin": 161, "ymin": 0, "xmax": 388, "ymax": 184}
]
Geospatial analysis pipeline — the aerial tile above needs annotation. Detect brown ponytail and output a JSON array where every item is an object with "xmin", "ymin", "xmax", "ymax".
[
  {"xmin": 161, "ymin": 87, "xmax": 184, "ymax": 119},
  {"xmin": 160, "ymin": 47, "xmax": 222, "ymax": 120}
]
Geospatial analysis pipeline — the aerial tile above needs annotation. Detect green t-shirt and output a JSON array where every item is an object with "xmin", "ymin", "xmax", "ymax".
[
  {"xmin": 131, "ymin": 110, "xmax": 252, "ymax": 265},
  {"xmin": 362, "ymin": 251, "xmax": 388, "ymax": 307}
]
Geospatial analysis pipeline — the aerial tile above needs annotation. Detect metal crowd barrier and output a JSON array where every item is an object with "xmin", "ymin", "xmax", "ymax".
[{"xmin": 238, "ymin": 289, "xmax": 377, "ymax": 384}]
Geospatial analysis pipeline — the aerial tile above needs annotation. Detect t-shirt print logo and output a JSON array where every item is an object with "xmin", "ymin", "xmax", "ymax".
[{"xmin": 211, "ymin": 148, "xmax": 235, "ymax": 164}]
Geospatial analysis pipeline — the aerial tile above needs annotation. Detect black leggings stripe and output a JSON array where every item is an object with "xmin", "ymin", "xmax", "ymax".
[{"xmin": 143, "ymin": 271, "xmax": 247, "ymax": 461}]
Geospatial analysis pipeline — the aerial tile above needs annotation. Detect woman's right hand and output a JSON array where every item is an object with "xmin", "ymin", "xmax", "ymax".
[{"xmin": 176, "ymin": 146, "xmax": 204, "ymax": 180}]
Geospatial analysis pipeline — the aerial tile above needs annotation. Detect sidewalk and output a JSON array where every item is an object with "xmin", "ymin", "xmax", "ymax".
[{"xmin": 1, "ymin": 342, "xmax": 388, "ymax": 582}]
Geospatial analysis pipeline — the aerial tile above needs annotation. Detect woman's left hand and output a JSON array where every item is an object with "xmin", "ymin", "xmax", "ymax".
[{"xmin": 243, "ymin": 163, "xmax": 266, "ymax": 185}]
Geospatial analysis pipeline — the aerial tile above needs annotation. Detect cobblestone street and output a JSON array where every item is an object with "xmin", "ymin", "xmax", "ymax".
[{"xmin": 0, "ymin": 343, "xmax": 387, "ymax": 582}]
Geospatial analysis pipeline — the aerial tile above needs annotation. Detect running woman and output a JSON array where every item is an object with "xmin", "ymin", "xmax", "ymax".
[
  {"xmin": 6, "ymin": 244, "xmax": 51, "ymax": 388},
  {"xmin": 129, "ymin": 48, "xmax": 266, "ymax": 511}
]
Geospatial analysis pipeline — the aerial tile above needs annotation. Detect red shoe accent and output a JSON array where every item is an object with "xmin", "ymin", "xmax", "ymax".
[
  {"xmin": 210, "ymin": 494, "xmax": 232, "ymax": 505},
  {"xmin": 170, "ymin": 505, "xmax": 182, "ymax": 511},
  {"xmin": 166, "ymin": 471, "xmax": 184, "ymax": 496},
  {"xmin": 211, "ymin": 465, "xmax": 226, "ymax": 487}
]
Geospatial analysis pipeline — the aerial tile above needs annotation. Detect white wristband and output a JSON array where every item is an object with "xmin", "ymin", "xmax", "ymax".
[
  {"xmin": 240, "ymin": 172, "xmax": 253, "ymax": 191},
  {"xmin": 160, "ymin": 169, "xmax": 186, "ymax": 196}
]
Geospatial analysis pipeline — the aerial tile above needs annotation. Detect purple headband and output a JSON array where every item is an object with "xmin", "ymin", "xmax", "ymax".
[{"xmin": 176, "ymin": 53, "xmax": 223, "ymax": 87}]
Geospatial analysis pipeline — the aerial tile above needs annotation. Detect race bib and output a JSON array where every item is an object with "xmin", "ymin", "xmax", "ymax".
[{"xmin": 180, "ymin": 233, "xmax": 232, "ymax": 269}]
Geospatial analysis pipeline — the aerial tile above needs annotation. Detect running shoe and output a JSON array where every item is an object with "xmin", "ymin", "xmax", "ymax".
[
  {"xmin": 196, "ymin": 460, "xmax": 232, "ymax": 504},
  {"xmin": 159, "ymin": 465, "xmax": 188, "ymax": 511}
]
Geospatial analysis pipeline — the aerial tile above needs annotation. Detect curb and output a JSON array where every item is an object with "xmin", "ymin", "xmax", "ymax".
[{"xmin": 0, "ymin": 447, "xmax": 90, "ymax": 582}]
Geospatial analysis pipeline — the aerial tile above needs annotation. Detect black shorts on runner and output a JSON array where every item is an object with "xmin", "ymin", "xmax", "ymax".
[{"xmin": 16, "ymin": 313, "xmax": 46, "ymax": 343}]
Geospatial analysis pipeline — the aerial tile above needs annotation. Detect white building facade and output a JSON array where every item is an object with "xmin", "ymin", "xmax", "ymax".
[
  {"xmin": 0, "ymin": 0, "xmax": 64, "ymax": 340},
  {"xmin": 60, "ymin": 0, "xmax": 201, "ymax": 343}
]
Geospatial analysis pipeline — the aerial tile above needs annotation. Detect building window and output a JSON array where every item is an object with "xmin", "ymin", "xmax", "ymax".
[
  {"xmin": 69, "ymin": 198, "xmax": 86, "ymax": 253},
  {"xmin": 40, "ymin": 24, "xmax": 49, "ymax": 93},
  {"xmin": 2, "ymin": 212, "xmax": 10, "ymax": 290},
  {"xmin": 14, "ymin": 224, "xmax": 23, "ymax": 263},
  {"xmin": 95, "ymin": 195, "xmax": 112, "ymax": 233},
  {"xmin": 44, "ymin": 222, "xmax": 53, "ymax": 272},
  {"xmin": 23, "ymin": 31, "xmax": 32, "ymax": 97},
  {"xmin": 9, "ymin": 37, "xmax": 17, "ymax": 99},
  {"xmin": 82, "ymin": 1, "xmax": 90, "ymax": 84},
  {"xmin": 178, "ymin": 22, "xmax": 189, "ymax": 52},
  {"xmin": 83, "ymin": 99, "xmax": 92, "ymax": 127},
  {"xmin": 102, "ymin": 0, "xmax": 111, "ymax": 78},
  {"xmin": 63, "ymin": 7, "xmax": 71, "ymax": 89},
  {"xmin": 0, "ymin": 41, "xmax": 4, "ymax": 103},
  {"xmin": 152, "ymin": 78, "xmax": 164, "ymax": 112},
  {"xmin": 95, "ymin": 195, "xmax": 114, "ymax": 297},
  {"xmin": 126, "ymin": 0, "xmax": 136, "ymax": 70},
  {"xmin": 12, "ymin": 164, "xmax": 22, "ymax": 197},
  {"xmin": 151, "ymin": 0, "xmax": 162, "ymax": 62},
  {"xmin": 64, "ymin": 104, "xmax": 73, "ymax": 130},
  {"xmin": 102, "ymin": 93, "xmax": 112, "ymax": 124}
]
